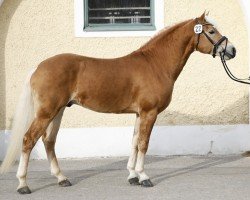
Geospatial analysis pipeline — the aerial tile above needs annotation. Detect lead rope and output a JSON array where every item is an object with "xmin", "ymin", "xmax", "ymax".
[
  {"xmin": 219, "ymin": 37, "xmax": 250, "ymax": 84},
  {"xmin": 220, "ymin": 54, "xmax": 250, "ymax": 84}
]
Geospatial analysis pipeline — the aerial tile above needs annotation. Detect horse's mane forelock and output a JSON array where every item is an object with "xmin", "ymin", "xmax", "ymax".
[{"xmin": 205, "ymin": 16, "xmax": 218, "ymax": 28}]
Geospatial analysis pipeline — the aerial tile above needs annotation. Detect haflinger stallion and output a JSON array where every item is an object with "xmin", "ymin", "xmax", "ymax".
[{"xmin": 1, "ymin": 12, "xmax": 236, "ymax": 194}]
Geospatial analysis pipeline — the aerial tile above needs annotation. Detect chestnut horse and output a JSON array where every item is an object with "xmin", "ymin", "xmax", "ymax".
[{"xmin": 1, "ymin": 13, "xmax": 236, "ymax": 194}]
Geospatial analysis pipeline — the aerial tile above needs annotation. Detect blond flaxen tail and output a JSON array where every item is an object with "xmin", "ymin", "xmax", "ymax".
[{"xmin": 0, "ymin": 69, "xmax": 35, "ymax": 173}]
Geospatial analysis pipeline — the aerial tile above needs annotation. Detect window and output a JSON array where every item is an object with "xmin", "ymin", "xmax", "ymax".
[
  {"xmin": 75, "ymin": 0, "xmax": 164, "ymax": 37},
  {"xmin": 84, "ymin": 0, "xmax": 154, "ymax": 31}
]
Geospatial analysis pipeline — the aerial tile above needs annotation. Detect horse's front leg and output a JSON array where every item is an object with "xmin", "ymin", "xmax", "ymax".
[
  {"xmin": 134, "ymin": 110, "xmax": 157, "ymax": 187},
  {"xmin": 127, "ymin": 114, "xmax": 140, "ymax": 185},
  {"xmin": 135, "ymin": 110, "xmax": 157, "ymax": 187}
]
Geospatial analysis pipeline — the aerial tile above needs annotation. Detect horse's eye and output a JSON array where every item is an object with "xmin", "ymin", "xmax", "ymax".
[{"xmin": 209, "ymin": 30, "xmax": 215, "ymax": 34}]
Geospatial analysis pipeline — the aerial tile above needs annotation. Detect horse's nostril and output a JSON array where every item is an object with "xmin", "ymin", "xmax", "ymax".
[{"xmin": 232, "ymin": 47, "xmax": 236, "ymax": 57}]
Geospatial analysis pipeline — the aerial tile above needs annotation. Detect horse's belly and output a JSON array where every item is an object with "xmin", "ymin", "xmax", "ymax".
[
  {"xmin": 78, "ymin": 97, "xmax": 136, "ymax": 114},
  {"xmin": 74, "ymin": 87, "xmax": 136, "ymax": 114}
]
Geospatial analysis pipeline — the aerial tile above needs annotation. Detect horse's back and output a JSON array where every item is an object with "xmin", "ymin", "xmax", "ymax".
[{"xmin": 30, "ymin": 53, "xmax": 144, "ymax": 113}]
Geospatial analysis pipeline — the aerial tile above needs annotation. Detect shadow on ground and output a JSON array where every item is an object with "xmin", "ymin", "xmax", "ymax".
[
  {"xmin": 30, "ymin": 155, "xmax": 243, "ymax": 192},
  {"xmin": 152, "ymin": 155, "xmax": 241, "ymax": 184}
]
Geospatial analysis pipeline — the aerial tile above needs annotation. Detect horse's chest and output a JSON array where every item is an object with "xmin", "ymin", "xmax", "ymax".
[
  {"xmin": 141, "ymin": 83, "xmax": 174, "ymax": 112},
  {"xmin": 156, "ymin": 90, "xmax": 173, "ymax": 112},
  {"xmin": 158, "ymin": 94, "xmax": 173, "ymax": 112}
]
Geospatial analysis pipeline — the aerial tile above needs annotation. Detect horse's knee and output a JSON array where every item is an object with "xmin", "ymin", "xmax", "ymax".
[{"xmin": 138, "ymin": 140, "xmax": 149, "ymax": 154}]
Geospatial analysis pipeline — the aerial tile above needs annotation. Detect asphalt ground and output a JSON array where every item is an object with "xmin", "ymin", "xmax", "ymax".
[{"xmin": 1, "ymin": 155, "xmax": 250, "ymax": 200}]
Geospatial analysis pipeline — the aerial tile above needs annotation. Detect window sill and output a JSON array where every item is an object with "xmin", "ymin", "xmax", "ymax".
[{"xmin": 84, "ymin": 25, "xmax": 156, "ymax": 32}]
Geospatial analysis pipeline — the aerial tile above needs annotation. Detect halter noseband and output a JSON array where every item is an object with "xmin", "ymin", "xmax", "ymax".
[{"xmin": 195, "ymin": 18, "xmax": 250, "ymax": 84}]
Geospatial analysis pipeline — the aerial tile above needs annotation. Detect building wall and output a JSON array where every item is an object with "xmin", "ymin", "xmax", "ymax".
[{"xmin": 0, "ymin": 0, "xmax": 248, "ymax": 131}]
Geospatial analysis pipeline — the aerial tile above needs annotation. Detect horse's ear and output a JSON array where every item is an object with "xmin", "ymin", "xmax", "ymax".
[
  {"xmin": 199, "ymin": 11, "xmax": 206, "ymax": 22},
  {"xmin": 206, "ymin": 11, "xmax": 210, "ymax": 16}
]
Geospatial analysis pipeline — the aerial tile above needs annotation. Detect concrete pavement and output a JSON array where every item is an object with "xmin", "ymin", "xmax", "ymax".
[{"xmin": 1, "ymin": 155, "xmax": 250, "ymax": 200}]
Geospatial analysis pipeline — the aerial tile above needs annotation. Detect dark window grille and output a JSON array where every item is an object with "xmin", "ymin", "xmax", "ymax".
[{"xmin": 84, "ymin": 0, "xmax": 155, "ymax": 31}]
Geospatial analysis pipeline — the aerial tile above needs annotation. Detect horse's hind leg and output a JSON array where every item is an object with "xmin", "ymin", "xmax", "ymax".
[
  {"xmin": 42, "ymin": 107, "xmax": 71, "ymax": 187},
  {"xmin": 16, "ymin": 117, "xmax": 52, "ymax": 194},
  {"xmin": 16, "ymin": 106, "xmax": 62, "ymax": 194},
  {"xmin": 127, "ymin": 114, "xmax": 140, "ymax": 185}
]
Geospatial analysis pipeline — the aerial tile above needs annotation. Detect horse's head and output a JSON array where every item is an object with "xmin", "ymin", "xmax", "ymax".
[{"xmin": 195, "ymin": 12, "xmax": 236, "ymax": 60}]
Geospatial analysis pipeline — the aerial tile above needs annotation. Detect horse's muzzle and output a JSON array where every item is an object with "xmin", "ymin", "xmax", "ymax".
[{"xmin": 224, "ymin": 46, "xmax": 236, "ymax": 60}]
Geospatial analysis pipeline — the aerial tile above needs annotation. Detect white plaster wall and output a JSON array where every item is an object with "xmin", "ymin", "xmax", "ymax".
[
  {"xmin": 1, "ymin": 125, "xmax": 250, "ymax": 160},
  {"xmin": 0, "ymin": 0, "xmax": 248, "ymax": 130},
  {"xmin": 0, "ymin": 0, "xmax": 249, "ymax": 159}
]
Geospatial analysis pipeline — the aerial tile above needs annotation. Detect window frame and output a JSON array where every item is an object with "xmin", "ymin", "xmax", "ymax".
[
  {"xmin": 74, "ymin": 0, "xmax": 164, "ymax": 37},
  {"xmin": 84, "ymin": 0, "xmax": 155, "ymax": 32}
]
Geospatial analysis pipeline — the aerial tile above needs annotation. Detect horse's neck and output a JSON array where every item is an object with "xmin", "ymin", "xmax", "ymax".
[{"xmin": 142, "ymin": 20, "xmax": 196, "ymax": 81}]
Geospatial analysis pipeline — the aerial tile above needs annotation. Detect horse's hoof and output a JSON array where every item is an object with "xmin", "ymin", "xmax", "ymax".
[
  {"xmin": 58, "ymin": 179, "xmax": 72, "ymax": 187},
  {"xmin": 141, "ymin": 179, "xmax": 154, "ymax": 187},
  {"xmin": 17, "ymin": 186, "xmax": 31, "ymax": 194},
  {"xmin": 128, "ymin": 177, "xmax": 140, "ymax": 185},
  {"xmin": 242, "ymin": 151, "xmax": 250, "ymax": 157}
]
